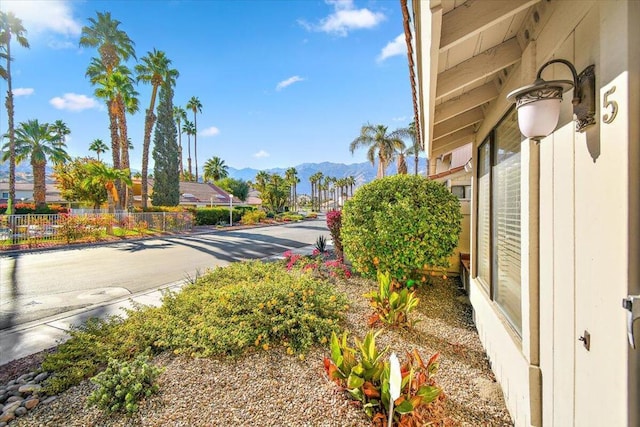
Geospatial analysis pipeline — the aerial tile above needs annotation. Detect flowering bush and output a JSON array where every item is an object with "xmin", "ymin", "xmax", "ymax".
[{"xmin": 283, "ymin": 250, "xmax": 351, "ymax": 279}]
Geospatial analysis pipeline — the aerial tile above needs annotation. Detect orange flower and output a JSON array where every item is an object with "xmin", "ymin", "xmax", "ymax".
[{"xmin": 373, "ymin": 256, "xmax": 379, "ymax": 266}]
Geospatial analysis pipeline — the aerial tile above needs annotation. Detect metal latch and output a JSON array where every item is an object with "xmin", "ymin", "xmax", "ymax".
[{"xmin": 622, "ymin": 295, "xmax": 640, "ymax": 349}]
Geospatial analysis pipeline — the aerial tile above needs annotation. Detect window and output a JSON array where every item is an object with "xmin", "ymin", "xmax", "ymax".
[
  {"xmin": 451, "ymin": 185, "xmax": 472, "ymax": 200},
  {"xmin": 476, "ymin": 108, "xmax": 522, "ymax": 334}
]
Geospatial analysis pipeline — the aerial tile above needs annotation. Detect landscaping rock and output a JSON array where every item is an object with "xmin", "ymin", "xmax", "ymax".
[
  {"xmin": 24, "ymin": 398, "xmax": 39, "ymax": 410},
  {"xmin": 5, "ymin": 396, "xmax": 21, "ymax": 404},
  {"xmin": 33, "ymin": 372, "xmax": 49, "ymax": 383},
  {"xmin": 18, "ymin": 383, "xmax": 42, "ymax": 394},
  {"xmin": 14, "ymin": 407, "xmax": 27, "ymax": 416}
]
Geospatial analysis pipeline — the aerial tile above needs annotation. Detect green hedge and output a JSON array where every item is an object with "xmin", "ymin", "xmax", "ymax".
[
  {"xmin": 193, "ymin": 207, "xmax": 242, "ymax": 225},
  {"xmin": 341, "ymin": 175, "xmax": 462, "ymax": 281}
]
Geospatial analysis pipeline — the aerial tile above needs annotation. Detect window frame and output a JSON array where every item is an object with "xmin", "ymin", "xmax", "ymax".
[{"xmin": 474, "ymin": 107, "xmax": 523, "ymax": 335}]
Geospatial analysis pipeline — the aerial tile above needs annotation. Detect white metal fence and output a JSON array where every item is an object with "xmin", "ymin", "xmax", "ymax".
[{"xmin": 0, "ymin": 212, "xmax": 193, "ymax": 249}]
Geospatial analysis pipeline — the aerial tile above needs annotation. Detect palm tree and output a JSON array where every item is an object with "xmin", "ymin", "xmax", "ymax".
[
  {"xmin": 182, "ymin": 120, "xmax": 195, "ymax": 180},
  {"xmin": 346, "ymin": 175, "xmax": 356, "ymax": 198},
  {"xmin": 135, "ymin": 49, "xmax": 178, "ymax": 209},
  {"xmin": 173, "ymin": 106, "xmax": 187, "ymax": 178},
  {"xmin": 51, "ymin": 120, "xmax": 70, "ymax": 148},
  {"xmin": 186, "ymin": 96, "xmax": 203, "ymax": 182},
  {"xmin": 89, "ymin": 138, "xmax": 109, "ymax": 160},
  {"xmin": 115, "ymin": 76, "xmax": 139, "ymax": 207},
  {"xmin": 80, "ymin": 11, "xmax": 135, "ymax": 205},
  {"xmin": 203, "ymin": 156, "xmax": 229, "ymax": 182},
  {"xmin": 83, "ymin": 162, "xmax": 132, "ymax": 214},
  {"xmin": 285, "ymin": 167, "xmax": 299, "ymax": 211},
  {"xmin": 394, "ymin": 121, "xmax": 421, "ymax": 175},
  {"xmin": 254, "ymin": 170, "xmax": 270, "ymax": 195},
  {"xmin": 396, "ymin": 146, "xmax": 410, "ymax": 175},
  {"xmin": 79, "ymin": 12, "xmax": 135, "ymax": 74},
  {"xmin": 2, "ymin": 120, "xmax": 69, "ymax": 209},
  {"xmin": 1, "ymin": 11, "xmax": 30, "ymax": 215},
  {"xmin": 309, "ymin": 171, "xmax": 323, "ymax": 212},
  {"xmin": 350, "ymin": 123, "xmax": 406, "ymax": 178}
]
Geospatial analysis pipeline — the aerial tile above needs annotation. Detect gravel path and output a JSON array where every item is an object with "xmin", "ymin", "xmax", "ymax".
[{"xmin": 2, "ymin": 275, "xmax": 513, "ymax": 426}]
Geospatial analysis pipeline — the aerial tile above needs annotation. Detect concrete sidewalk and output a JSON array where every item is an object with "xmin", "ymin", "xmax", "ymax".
[{"xmin": 0, "ymin": 244, "xmax": 322, "ymax": 367}]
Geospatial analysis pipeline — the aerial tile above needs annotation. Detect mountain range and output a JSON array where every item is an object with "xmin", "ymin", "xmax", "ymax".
[{"xmin": 0, "ymin": 159, "xmax": 428, "ymax": 195}]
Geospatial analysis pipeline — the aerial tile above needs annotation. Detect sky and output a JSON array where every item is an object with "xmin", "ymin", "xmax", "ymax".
[{"xmin": 0, "ymin": 0, "xmax": 413, "ymax": 172}]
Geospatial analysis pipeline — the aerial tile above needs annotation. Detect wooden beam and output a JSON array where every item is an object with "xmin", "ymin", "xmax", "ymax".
[
  {"xmin": 434, "ymin": 82, "xmax": 498, "ymax": 124},
  {"xmin": 440, "ymin": 0, "xmax": 540, "ymax": 51},
  {"xmin": 432, "ymin": 126, "xmax": 476, "ymax": 157},
  {"xmin": 436, "ymin": 37, "xmax": 521, "ymax": 100},
  {"xmin": 433, "ymin": 107, "xmax": 484, "ymax": 140}
]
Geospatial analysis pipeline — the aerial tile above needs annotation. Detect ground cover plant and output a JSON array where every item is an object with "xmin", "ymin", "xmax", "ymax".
[
  {"xmin": 341, "ymin": 175, "xmax": 462, "ymax": 281},
  {"xmin": 40, "ymin": 260, "xmax": 348, "ymax": 396}
]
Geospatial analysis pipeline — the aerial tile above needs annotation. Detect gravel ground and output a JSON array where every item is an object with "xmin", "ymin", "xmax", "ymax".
[{"xmin": 2, "ymin": 274, "xmax": 513, "ymax": 426}]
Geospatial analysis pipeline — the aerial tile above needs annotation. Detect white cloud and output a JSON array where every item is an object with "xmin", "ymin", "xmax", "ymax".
[
  {"xmin": 12, "ymin": 88, "xmax": 34, "ymax": 97},
  {"xmin": 276, "ymin": 76, "xmax": 305, "ymax": 91},
  {"xmin": 48, "ymin": 39, "xmax": 76, "ymax": 50},
  {"xmin": 300, "ymin": 0, "xmax": 385, "ymax": 36},
  {"xmin": 0, "ymin": 0, "xmax": 81, "ymax": 36},
  {"xmin": 392, "ymin": 116, "xmax": 408, "ymax": 122},
  {"xmin": 254, "ymin": 150, "xmax": 270, "ymax": 159},
  {"xmin": 49, "ymin": 93, "xmax": 98, "ymax": 111},
  {"xmin": 377, "ymin": 34, "xmax": 407, "ymax": 63},
  {"xmin": 200, "ymin": 126, "xmax": 220, "ymax": 137}
]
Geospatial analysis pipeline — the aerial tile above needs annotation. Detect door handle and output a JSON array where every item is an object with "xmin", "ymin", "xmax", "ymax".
[{"xmin": 622, "ymin": 295, "xmax": 640, "ymax": 349}]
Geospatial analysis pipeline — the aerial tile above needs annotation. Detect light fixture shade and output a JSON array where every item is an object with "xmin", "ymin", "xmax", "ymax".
[{"xmin": 516, "ymin": 98, "xmax": 562, "ymax": 139}]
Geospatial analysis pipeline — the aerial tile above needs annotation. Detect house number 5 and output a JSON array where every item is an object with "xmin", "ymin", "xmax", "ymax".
[{"xmin": 602, "ymin": 85, "xmax": 618, "ymax": 124}]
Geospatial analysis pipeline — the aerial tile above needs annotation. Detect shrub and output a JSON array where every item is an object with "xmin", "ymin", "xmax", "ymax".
[
  {"xmin": 341, "ymin": 175, "xmax": 461, "ymax": 281},
  {"xmin": 314, "ymin": 235, "xmax": 327, "ymax": 253},
  {"xmin": 41, "ymin": 261, "xmax": 348, "ymax": 394},
  {"xmin": 283, "ymin": 250, "xmax": 352, "ymax": 280},
  {"xmin": 0, "ymin": 203, "xmax": 68, "ymax": 214},
  {"xmin": 364, "ymin": 271, "xmax": 420, "ymax": 328},
  {"xmin": 241, "ymin": 209, "xmax": 266, "ymax": 225},
  {"xmin": 323, "ymin": 330, "xmax": 442, "ymax": 424},
  {"xmin": 150, "ymin": 261, "xmax": 348, "ymax": 357},
  {"xmin": 193, "ymin": 207, "xmax": 240, "ymax": 225},
  {"xmin": 87, "ymin": 353, "xmax": 164, "ymax": 414},
  {"xmin": 326, "ymin": 210, "xmax": 343, "ymax": 259}
]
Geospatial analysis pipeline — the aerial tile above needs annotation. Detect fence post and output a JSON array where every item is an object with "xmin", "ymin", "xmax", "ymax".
[{"xmin": 163, "ymin": 212, "xmax": 166, "ymax": 231}]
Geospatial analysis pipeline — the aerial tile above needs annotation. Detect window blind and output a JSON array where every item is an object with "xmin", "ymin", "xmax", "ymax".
[
  {"xmin": 477, "ymin": 142, "xmax": 491, "ymax": 291},
  {"xmin": 493, "ymin": 111, "xmax": 522, "ymax": 333}
]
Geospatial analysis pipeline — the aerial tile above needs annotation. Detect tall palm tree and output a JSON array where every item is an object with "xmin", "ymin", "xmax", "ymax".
[
  {"xmin": 254, "ymin": 170, "xmax": 270, "ymax": 195},
  {"xmin": 173, "ymin": 106, "xmax": 187, "ymax": 178},
  {"xmin": 115, "ymin": 76, "xmax": 139, "ymax": 207},
  {"xmin": 80, "ymin": 11, "xmax": 135, "ymax": 206},
  {"xmin": 396, "ymin": 146, "xmax": 410, "ymax": 175},
  {"xmin": 182, "ymin": 120, "xmax": 196, "ymax": 180},
  {"xmin": 51, "ymin": 120, "xmax": 70, "ymax": 148},
  {"xmin": 89, "ymin": 138, "xmax": 109, "ymax": 160},
  {"xmin": 87, "ymin": 61, "xmax": 137, "ymax": 209},
  {"xmin": 309, "ymin": 171, "xmax": 323, "ymax": 212},
  {"xmin": 186, "ymin": 96, "xmax": 203, "ymax": 182},
  {"xmin": 83, "ymin": 162, "xmax": 132, "ymax": 214},
  {"xmin": 1, "ymin": 11, "xmax": 30, "ymax": 215},
  {"xmin": 394, "ymin": 121, "xmax": 421, "ymax": 175},
  {"xmin": 79, "ymin": 12, "xmax": 135, "ymax": 74},
  {"xmin": 203, "ymin": 156, "xmax": 229, "ymax": 182},
  {"xmin": 346, "ymin": 175, "xmax": 356, "ymax": 198},
  {"xmin": 350, "ymin": 123, "xmax": 405, "ymax": 178},
  {"xmin": 135, "ymin": 49, "xmax": 178, "ymax": 209},
  {"xmin": 2, "ymin": 120, "xmax": 69, "ymax": 209},
  {"xmin": 284, "ymin": 167, "xmax": 299, "ymax": 211}
]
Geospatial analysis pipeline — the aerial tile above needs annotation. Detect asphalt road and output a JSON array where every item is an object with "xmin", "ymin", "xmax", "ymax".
[{"xmin": 0, "ymin": 218, "xmax": 330, "ymax": 330}]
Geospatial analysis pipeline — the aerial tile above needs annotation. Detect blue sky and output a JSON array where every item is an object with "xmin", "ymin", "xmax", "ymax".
[{"xmin": 0, "ymin": 0, "xmax": 412, "ymax": 172}]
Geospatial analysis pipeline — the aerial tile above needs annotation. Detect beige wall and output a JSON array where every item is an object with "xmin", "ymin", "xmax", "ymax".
[{"xmin": 465, "ymin": 1, "xmax": 636, "ymax": 426}]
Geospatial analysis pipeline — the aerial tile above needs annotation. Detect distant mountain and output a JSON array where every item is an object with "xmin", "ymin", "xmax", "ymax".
[
  {"xmin": 1, "ymin": 160, "xmax": 428, "ymax": 193},
  {"xmin": 228, "ymin": 160, "xmax": 428, "ymax": 195}
]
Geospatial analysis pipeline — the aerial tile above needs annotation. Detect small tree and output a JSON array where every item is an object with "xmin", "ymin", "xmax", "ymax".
[
  {"xmin": 54, "ymin": 157, "xmax": 108, "ymax": 209},
  {"xmin": 341, "ymin": 175, "xmax": 461, "ymax": 281},
  {"xmin": 151, "ymin": 81, "xmax": 180, "ymax": 206}
]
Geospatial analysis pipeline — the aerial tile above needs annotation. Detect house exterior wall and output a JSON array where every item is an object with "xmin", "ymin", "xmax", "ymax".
[{"xmin": 462, "ymin": 2, "xmax": 637, "ymax": 426}]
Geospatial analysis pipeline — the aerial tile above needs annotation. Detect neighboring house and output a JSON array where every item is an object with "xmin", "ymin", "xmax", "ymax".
[
  {"xmin": 244, "ymin": 189, "xmax": 263, "ymax": 208},
  {"xmin": 131, "ymin": 180, "xmax": 241, "ymax": 208},
  {"xmin": 406, "ymin": 1, "xmax": 638, "ymax": 426},
  {"xmin": 0, "ymin": 181, "xmax": 66, "ymax": 205},
  {"xmin": 428, "ymin": 143, "xmax": 472, "ymax": 274}
]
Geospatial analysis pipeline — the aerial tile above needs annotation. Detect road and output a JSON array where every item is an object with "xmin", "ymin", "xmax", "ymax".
[{"xmin": 0, "ymin": 219, "xmax": 330, "ymax": 330}]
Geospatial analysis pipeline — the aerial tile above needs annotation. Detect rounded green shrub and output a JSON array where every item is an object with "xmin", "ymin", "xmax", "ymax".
[{"xmin": 341, "ymin": 175, "xmax": 461, "ymax": 281}]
